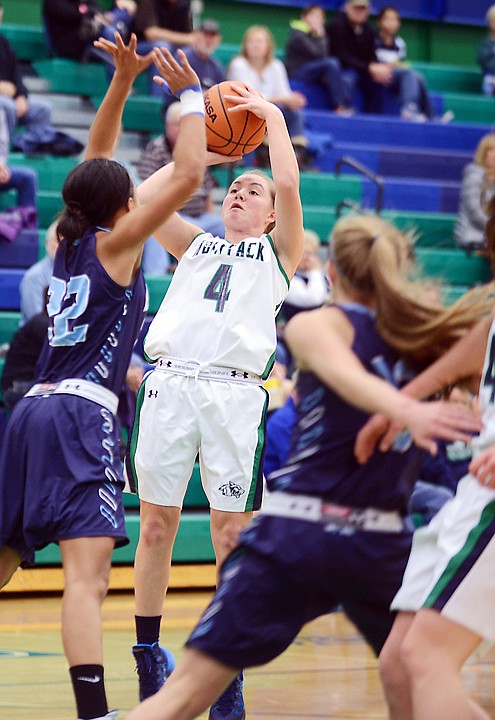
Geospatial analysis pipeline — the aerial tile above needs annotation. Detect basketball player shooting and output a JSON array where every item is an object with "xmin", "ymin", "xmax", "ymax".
[{"xmin": 120, "ymin": 74, "xmax": 305, "ymax": 719}]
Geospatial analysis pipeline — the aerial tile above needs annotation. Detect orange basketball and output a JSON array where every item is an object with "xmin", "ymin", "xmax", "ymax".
[{"xmin": 204, "ymin": 81, "xmax": 267, "ymax": 157}]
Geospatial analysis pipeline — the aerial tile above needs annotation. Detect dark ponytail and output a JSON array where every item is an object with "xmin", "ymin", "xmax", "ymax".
[{"xmin": 58, "ymin": 158, "xmax": 134, "ymax": 250}]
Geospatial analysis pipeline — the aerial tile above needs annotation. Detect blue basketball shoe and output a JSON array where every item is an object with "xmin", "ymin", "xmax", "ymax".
[
  {"xmin": 208, "ymin": 673, "xmax": 246, "ymax": 720},
  {"xmin": 132, "ymin": 642, "xmax": 175, "ymax": 701}
]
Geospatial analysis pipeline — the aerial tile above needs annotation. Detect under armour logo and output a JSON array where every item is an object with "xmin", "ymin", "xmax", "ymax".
[
  {"xmin": 148, "ymin": 389, "xmax": 158, "ymax": 398},
  {"xmin": 231, "ymin": 370, "xmax": 249, "ymax": 379},
  {"xmin": 218, "ymin": 481, "xmax": 245, "ymax": 499}
]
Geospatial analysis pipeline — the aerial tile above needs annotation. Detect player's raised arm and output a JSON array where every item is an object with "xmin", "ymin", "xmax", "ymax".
[
  {"xmin": 99, "ymin": 49, "xmax": 207, "ymax": 260},
  {"xmin": 85, "ymin": 33, "xmax": 153, "ymax": 160},
  {"xmin": 225, "ymin": 84, "xmax": 304, "ymax": 278}
]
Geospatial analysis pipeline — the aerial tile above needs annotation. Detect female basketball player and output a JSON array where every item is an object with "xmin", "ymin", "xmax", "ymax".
[
  {"xmin": 111, "ymin": 48, "xmax": 306, "ymax": 719},
  {"xmin": 370, "ymin": 203, "xmax": 495, "ymax": 720},
  {"xmin": 0, "ymin": 35, "xmax": 206, "ymax": 720},
  {"xmin": 124, "ymin": 213, "xmax": 492, "ymax": 720}
]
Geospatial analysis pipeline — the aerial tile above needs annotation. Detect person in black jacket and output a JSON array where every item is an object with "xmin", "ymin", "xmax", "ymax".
[
  {"xmin": 0, "ymin": 2, "xmax": 54, "ymax": 144},
  {"xmin": 327, "ymin": 0, "xmax": 432, "ymax": 119},
  {"xmin": 42, "ymin": 0, "xmax": 136, "ymax": 63},
  {"xmin": 285, "ymin": 4, "xmax": 350, "ymax": 112},
  {"xmin": 326, "ymin": 0, "xmax": 386, "ymax": 113}
]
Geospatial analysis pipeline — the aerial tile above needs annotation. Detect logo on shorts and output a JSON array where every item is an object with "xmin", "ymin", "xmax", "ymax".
[
  {"xmin": 218, "ymin": 481, "xmax": 245, "ymax": 499},
  {"xmin": 148, "ymin": 389, "xmax": 158, "ymax": 398}
]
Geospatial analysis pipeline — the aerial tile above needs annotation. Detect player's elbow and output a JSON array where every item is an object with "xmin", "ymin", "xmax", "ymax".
[{"xmin": 277, "ymin": 170, "xmax": 300, "ymax": 194}]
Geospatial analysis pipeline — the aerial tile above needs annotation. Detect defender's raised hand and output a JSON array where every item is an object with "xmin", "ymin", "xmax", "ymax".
[{"xmin": 94, "ymin": 32, "xmax": 153, "ymax": 80}]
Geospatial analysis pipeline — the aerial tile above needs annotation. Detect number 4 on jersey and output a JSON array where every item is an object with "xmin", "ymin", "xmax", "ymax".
[{"xmin": 204, "ymin": 264, "xmax": 233, "ymax": 313}]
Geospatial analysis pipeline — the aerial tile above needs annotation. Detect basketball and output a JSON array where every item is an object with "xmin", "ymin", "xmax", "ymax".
[{"xmin": 204, "ymin": 81, "xmax": 267, "ymax": 157}]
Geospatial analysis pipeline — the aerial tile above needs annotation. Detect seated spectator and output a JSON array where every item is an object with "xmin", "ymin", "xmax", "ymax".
[
  {"xmin": 42, "ymin": 0, "xmax": 136, "ymax": 63},
  {"xmin": 132, "ymin": 0, "xmax": 195, "ymax": 96},
  {"xmin": 455, "ymin": 133, "xmax": 495, "ymax": 251},
  {"xmin": 1, "ymin": 302, "xmax": 48, "ymax": 409},
  {"xmin": 477, "ymin": 4, "xmax": 495, "ymax": 95},
  {"xmin": 0, "ymin": 107, "xmax": 37, "ymax": 209},
  {"xmin": 327, "ymin": 0, "xmax": 438, "ymax": 120},
  {"xmin": 280, "ymin": 228, "xmax": 329, "ymax": 325},
  {"xmin": 183, "ymin": 19, "xmax": 225, "ymax": 93},
  {"xmin": 228, "ymin": 24, "xmax": 311, "ymax": 168},
  {"xmin": 285, "ymin": 5, "xmax": 351, "ymax": 114},
  {"xmin": 137, "ymin": 101, "xmax": 224, "ymax": 273},
  {"xmin": 19, "ymin": 220, "xmax": 57, "ymax": 324},
  {"xmin": 0, "ymin": 4, "xmax": 54, "ymax": 145},
  {"xmin": 375, "ymin": 6, "xmax": 452, "ymax": 122}
]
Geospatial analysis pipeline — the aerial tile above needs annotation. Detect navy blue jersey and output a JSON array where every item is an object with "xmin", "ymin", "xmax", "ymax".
[
  {"xmin": 269, "ymin": 303, "xmax": 422, "ymax": 514},
  {"xmin": 37, "ymin": 229, "xmax": 147, "ymax": 396}
]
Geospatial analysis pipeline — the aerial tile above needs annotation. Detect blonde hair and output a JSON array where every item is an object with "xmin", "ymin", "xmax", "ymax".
[
  {"xmin": 303, "ymin": 228, "xmax": 321, "ymax": 252},
  {"xmin": 474, "ymin": 133, "xmax": 495, "ymax": 166},
  {"xmin": 487, "ymin": 4, "xmax": 495, "ymax": 23},
  {"xmin": 329, "ymin": 214, "xmax": 495, "ymax": 370},
  {"xmin": 240, "ymin": 25, "xmax": 275, "ymax": 66}
]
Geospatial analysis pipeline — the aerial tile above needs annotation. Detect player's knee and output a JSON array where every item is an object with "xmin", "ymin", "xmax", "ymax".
[{"xmin": 140, "ymin": 511, "xmax": 178, "ymax": 548}]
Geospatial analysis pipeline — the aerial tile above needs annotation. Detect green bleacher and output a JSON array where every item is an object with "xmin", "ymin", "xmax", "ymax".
[{"xmin": 1, "ymin": 0, "xmax": 494, "ymax": 580}]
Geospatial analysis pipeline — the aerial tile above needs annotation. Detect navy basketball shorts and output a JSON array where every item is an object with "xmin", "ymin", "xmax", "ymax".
[
  {"xmin": 0, "ymin": 393, "xmax": 128, "ymax": 564},
  {"xmin": 186, "ymin": 513, "xmax": 413, "ymax": 668}
]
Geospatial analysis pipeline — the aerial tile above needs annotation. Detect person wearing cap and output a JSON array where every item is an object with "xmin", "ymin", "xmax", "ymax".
[
  {"xmin": 183, "ymin": 19, "xmax": 225, "ymax": 93},
  {"xmin": 327, "ymin": 0, "xmax": 429, "ymax": 119}
]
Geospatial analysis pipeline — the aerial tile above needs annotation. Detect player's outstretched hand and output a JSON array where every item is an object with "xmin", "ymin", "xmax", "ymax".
[
  {"xmin": 224, "ymin": 82, "xmax": 279, "ymax": 121},
  {"xmin": 94, "ymin": 32, "xmax": 153, "ymax": 79},
  {"xmin": 354, "ymin": 414, "xmax": 394, "ymax": 464},
  {"xmin": 404, "ymin": 399, "xmax": 481, "ymax": 458},
  {"xmin": 469, "ymin": 446, "xmax": 495, "ymax": 489},
  {"xmin": 152, "ymin": 48, "xmax": 200, "ymax": 97}
]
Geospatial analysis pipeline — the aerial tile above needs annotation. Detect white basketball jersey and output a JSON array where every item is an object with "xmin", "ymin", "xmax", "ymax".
[{"xmin": 144, "ymin": 232, "xmax": 290, "ymax": 378}]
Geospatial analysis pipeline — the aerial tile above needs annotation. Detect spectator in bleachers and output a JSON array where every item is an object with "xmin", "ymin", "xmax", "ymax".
[
  {"xmin": 19, "ymin": 220, "xmax": 57, "ymax": 325},
  {"xmin": 183, "ymin": 19, "xmax": 225, "ymax": 93},
  {"xmin": 375, "ymin": 6, "xmax": 452, "ymax": 122},
  {"xmin": 1, "ymin": 298, "xmax": 49, "ymax": 409},
  {"xmin": 455, "ymin": 133, "xmax": 495, "ymax": 251},
  {"xmin": 285, "ymin": 5, "xmax": 352, "ymax": 115},
  {"xmin": 477, "ymin": 4, "xmax": 495, "ymax": 96},
  {"xmin": 132, "ymin": 0, "xmax": 195, "ymax": 96},
  {"xmin": 0, "ymin": 2, "xmax": 54, "ymax": 144},
  {"xmin": 42, "ymin": 0, "xmax": 136, "ymax": 63},
  {"xmin": 0, "ymin": 107, "xmax": 37, "ymax": 209},
  {"xmin": 137, "ymin": 100, "xmax": 224, "ymax": 273},
  {"xmin": 280, "ymin": 228, "xmax": 329, "ymax": 325},
  {"xmin": 228, "ymin": 24, "xmax": 311, "ymax": 168},
  {"xmin": 327, "ymin": 0, "xmax": 438, "ymax": 120}
]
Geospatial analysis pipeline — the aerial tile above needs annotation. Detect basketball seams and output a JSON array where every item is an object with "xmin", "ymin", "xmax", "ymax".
[{"xmin": 204, "ymin": 81, "xmax": 267, "ymax": 156}]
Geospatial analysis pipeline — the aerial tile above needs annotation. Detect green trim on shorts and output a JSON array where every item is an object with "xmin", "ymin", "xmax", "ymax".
[
  {"xmin": 424, "ymin": 499, "xmax": 495, "ymax": 608},
  {"xmin": 128, "ymin": 374, "xmax": 153, "ymax": 495},
  {"xmin": 245, "ymin": 388, "xmax": 269, "ymax": 511}
]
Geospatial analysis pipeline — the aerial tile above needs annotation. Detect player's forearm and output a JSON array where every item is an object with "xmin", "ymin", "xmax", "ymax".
[
  {"xmin": 402, "ymin": 315, "xmax": 492, "ymax": 400},
  {"xmin": 85, "ymin": 74, "xmax": 134, "ymax": 160}
]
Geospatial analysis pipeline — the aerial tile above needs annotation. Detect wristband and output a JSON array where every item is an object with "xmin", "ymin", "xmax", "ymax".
[{"xmin": 178, "ymin": 86, "xmax": 205, "ymax": 117}]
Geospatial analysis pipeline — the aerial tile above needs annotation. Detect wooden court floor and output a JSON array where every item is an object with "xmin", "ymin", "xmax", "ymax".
[{"xmin": 2, "ymin": 589, "xmax": 495, "ymax": 720}]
